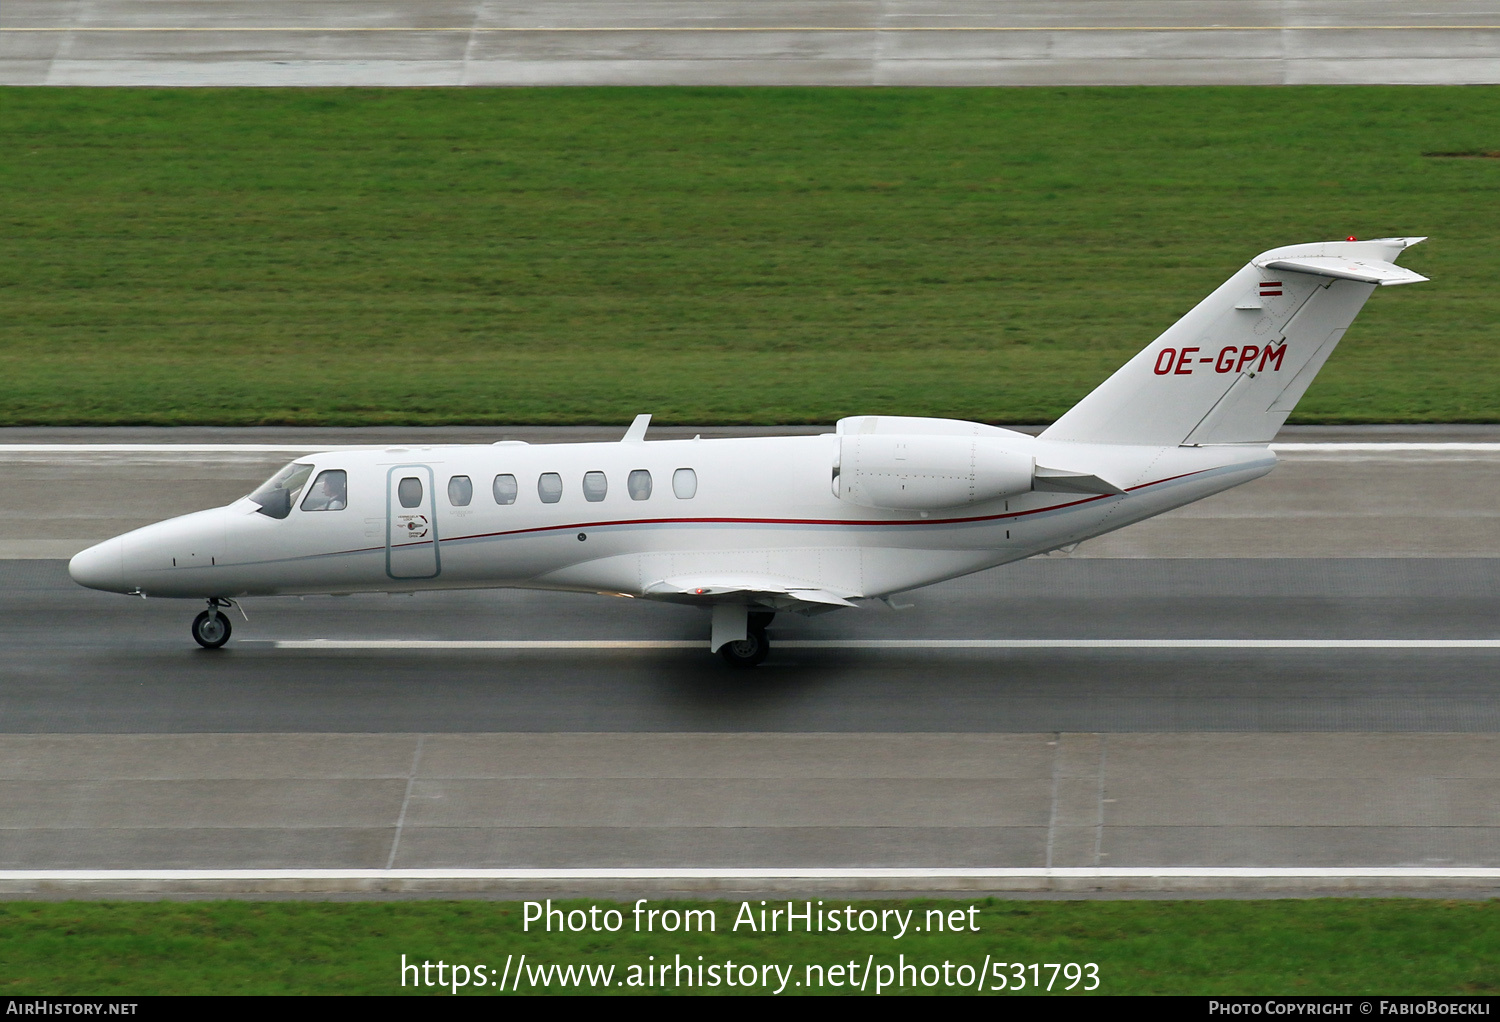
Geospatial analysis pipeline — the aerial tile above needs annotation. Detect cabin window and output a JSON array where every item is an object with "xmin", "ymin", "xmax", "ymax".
[
  {"xmin": 673, "ymin": 467, "xmax": 697, "ymax": 499},
  {"xmin": 447, "ymin": 475, "xmax": 473, "ymax": 507},
  {"xmin": 249, "ymin": 462, "xmax": 314, "ymax": 520},
  {"xmin": 397, "ymin": 477, "xmax": 423, "ymax": 509},
  {"xmin": 628, "ymin": 469, "xmax": 652, "ymax": 501},
  {"xmin": 493, "ymin": 474, "xmax": 518, "ymax": 505},
  {"xmin": 538, "ymin": 472, "xmax": 563, "ymax": 504},
  {"xmin": 300, "ymin": 470, "xmax": 347, "ymax": 512},
  {"xmin": 582, "ymin": 471, "xmax": 607, "ymax": 502}
]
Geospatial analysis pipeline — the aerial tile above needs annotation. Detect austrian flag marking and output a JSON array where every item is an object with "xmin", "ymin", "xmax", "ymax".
[{"xmin": 1259, "ymin": 281, "xmax": 1283, "ymax": 297}]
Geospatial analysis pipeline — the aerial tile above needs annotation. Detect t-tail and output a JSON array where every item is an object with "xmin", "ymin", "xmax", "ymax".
[{"xmin": 1041, "ymin": 238, "xmax": 1427, "ymax": 446}]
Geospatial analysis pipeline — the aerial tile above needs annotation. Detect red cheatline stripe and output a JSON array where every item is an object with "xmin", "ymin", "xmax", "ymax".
[
  {"xmin": 263, "ymin": 466, "xmax": 1224, "ymax": 565},
  {"xmin": 437, "ymin": 468, "xmax": 1214, "ymax": 545}
]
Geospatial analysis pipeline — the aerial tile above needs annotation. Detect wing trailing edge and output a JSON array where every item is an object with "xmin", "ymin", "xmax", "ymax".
[{"xmin": 643, "ymin": 575, "xmax": 859, "ymax": 609}]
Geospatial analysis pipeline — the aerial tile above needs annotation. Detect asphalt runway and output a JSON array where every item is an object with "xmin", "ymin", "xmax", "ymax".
[
  {"xmin": 4, "ymin": 1, "xmax": 1499, "ymax": 86},
  {"xmin": 1, "ymin": 429, "xmax": 1496, "ymax": 890},
  {"xmin": 3, "ymin": 557, "xmax": 1499, "ymax": 734}
]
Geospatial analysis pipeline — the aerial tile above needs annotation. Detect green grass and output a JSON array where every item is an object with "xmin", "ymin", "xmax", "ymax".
[
  {"xmin": 1, "ymin": 899, "xmax": 1496, "ymax": 995},
  {"xmin": 1, "ymin": 87, "xmax": 1497, "ymax": 425}
]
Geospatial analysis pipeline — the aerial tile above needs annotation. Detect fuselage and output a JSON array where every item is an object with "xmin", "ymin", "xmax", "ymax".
[
  {"xmin": 68, "ymin": 430, "xmax": 1276, "ymax": 604},
  {"xmin": 61, "ymin": 238, "xmax": 1425, "ymax": 663}
]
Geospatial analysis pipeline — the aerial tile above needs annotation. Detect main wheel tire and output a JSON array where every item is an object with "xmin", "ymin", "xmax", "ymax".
[
  {"xmin": 718, "ymin": 627, "xmax": 769, "ymax": 668},
  {"xmin": 192, "ymin": 609, "xmax": 232, "ymax": 649}
]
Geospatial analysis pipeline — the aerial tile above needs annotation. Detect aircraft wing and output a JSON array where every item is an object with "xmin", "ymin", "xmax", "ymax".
[{"xmin": 642, "ymin": 575, "xmax": 859, "ymax": 611}]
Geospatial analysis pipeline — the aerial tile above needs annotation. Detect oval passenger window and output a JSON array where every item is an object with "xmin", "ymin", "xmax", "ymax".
[
  {"xmin": 538, "ymin": 472, "xmax": 563, "ymax": 504},
  {"xmin": 493, "ymin": 474, "xmax": 518, "ymax": 505},
  {"xmin": 448, "ymin": 475, "xmax": 473, "ymax": 507},
  {"xmin": 628, "ymin": 469, "xmax": 652, "ymax": 501},
  {"xmin": 673, "ymin": 468, "xmax": 697, "ymax": 499},
  {"xmin": 398, "ymin": 477, "xmax": 423, "ymax": 508},
  {"xmin": 583, "ymin": 471, "xmax": 607, "ymax": 502}
]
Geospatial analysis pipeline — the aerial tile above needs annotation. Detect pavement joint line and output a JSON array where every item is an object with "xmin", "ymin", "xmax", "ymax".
[
  {"xmin": 385, "ymin": 736, "xmax": 424, "ymax": 872},
  {"xmin": 2, "ymin": 868, "xmax": 1499, "ymax": 881},
  {"xmin": 1043, "ymin": 734, "xmax": 1060, "ymax": 870},
  {"xmin": 1, "ymin": 443, "xmax": 1498, "ymax": 453},
  {"xmin": 266, "ymin": 639, "xmax": 1500, "ymax": 650},
  {"xmin": 5, "ymin": 25, "xmax": 1500, "ymax": 32},
  {"xmin": 1093, "ymin": 736, "xmax": 1108, "ymax": 870}
]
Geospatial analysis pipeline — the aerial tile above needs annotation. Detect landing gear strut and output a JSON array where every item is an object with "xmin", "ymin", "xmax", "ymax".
[{"xmin": 192, "ymin": 598, "xmax": 233, "ymax": 649}]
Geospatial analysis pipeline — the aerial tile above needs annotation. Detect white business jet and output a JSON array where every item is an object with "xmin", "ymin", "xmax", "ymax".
[{"xmin": 70, "ymin": 238, "xmax": 1427, "ymax": 666}]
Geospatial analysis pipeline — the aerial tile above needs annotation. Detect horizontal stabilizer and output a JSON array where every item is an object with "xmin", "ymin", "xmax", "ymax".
[
  {"xmin": 1257, "ymin": 256, "xmax": 1428, "ymax": 286},
  {"xmin": 1032, "ymin": 466, "xmax": 1126, "ymax": 496}
]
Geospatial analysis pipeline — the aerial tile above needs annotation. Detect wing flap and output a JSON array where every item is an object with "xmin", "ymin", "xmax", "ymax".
[{"xmin": 644, "ymin": 575, "xmax": 859, "ymax": 609}]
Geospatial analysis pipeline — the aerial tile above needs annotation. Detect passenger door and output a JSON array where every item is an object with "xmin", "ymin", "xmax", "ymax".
[{"xmin": 386, "ymin": 465, "xmax": 440, "ymax": 580}]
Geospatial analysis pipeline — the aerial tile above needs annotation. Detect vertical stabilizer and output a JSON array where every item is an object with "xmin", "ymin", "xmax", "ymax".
[{"xmin": 1041, "ymin": 238, "xmax": 1426, "ymax": 446}]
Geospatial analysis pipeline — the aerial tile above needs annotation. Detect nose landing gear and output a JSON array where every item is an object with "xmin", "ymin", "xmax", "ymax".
[{"xmin": 191, "ymin": 598, "xmax": 233, "ymax": 649}]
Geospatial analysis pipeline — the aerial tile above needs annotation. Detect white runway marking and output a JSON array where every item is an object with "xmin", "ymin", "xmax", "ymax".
[
  {"xmin": 1, "ymin": 867, "xmax": 1496, "ymax": 882},
  {"xmin": 1, "ymin": 443, "xmax": 1498, "ymax": 454},
  {"xmin": 6, "ymin": 25, "xmax": 1500, "ymax": 33},
  {"xmin": 1271, "ymin": 443, "xmax": 1500, "ymax": 452},
  {"xmin": 269, "ymin": 638, "xmax": 1500, "ymax": 650}
]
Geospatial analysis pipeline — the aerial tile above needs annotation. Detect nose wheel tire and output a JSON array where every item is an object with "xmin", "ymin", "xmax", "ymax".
[
  {"xmin": 718, "ymin": 627, "xmax": 769, "ymax": 668},
  {"xmin": 192, "ymin": 609, "xmax": 232, "ymax": 649}
]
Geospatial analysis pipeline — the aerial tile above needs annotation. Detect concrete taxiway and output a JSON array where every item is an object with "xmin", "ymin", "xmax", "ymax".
[
  {"xmin": 0, "ymin": 427, "xmax": 1496, "ymax": 893},
  {"xmin": 3, "ymin": 732, "xmax": 1499, "ymax": 893},
  {"xmin": 4, "ymin": 1, "xmax": 1499, "ymax": 86}
]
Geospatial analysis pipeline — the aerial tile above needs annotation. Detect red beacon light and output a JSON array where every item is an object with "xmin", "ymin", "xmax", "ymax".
[{"xmin": 1347, "ymin": 236, "xmax": 1358, "ymax": 241}]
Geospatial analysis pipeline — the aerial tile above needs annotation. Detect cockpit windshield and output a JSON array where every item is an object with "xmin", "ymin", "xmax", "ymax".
[{"xmin": 248, "ymin": 462, "xmax": 314, "ymax": 519}]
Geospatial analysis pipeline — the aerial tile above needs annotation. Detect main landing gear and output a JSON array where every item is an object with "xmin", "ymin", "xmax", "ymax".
[
  {"xmin": 191, "ymin": 598, "xmax": 233, "ymax": 649},
  {"xmin": 717, "ymin": 610, "xmax": 775, "ymax": 669}
]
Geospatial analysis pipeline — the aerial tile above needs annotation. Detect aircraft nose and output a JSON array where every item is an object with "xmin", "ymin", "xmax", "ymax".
[{"xmin": 69, "ymin": 537, "xmax": 127, "ymax": 593}]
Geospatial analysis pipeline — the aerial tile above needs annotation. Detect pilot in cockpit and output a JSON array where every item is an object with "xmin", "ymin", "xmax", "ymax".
[{"xmin": 301, "ymin": 470, "xmax": 347, "ymax": 512}]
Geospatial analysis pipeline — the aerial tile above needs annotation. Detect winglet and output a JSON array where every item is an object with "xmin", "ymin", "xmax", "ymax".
[{"xmin": 622, "ymin": 414, "xmax": 651, "ymax": 443}]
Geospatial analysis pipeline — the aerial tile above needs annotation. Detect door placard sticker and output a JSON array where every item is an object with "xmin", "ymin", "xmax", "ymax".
[{"xmin": 397, "ymin": 514, "xmax": 429, "ymax": 539}]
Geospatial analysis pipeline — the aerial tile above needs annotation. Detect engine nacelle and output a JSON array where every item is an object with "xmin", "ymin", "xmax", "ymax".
[{"xmin": 833, "ymin": 434, "xmax": 1035, "ymax": 510}]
